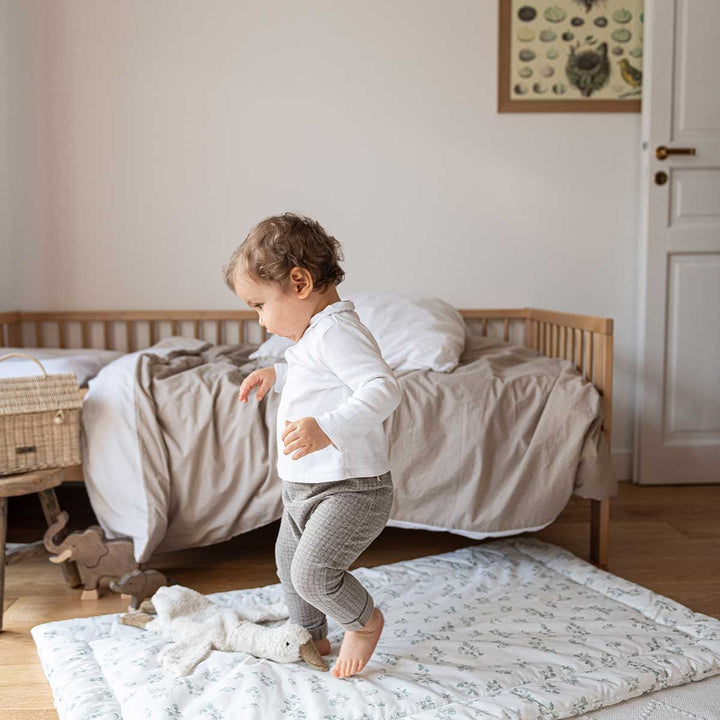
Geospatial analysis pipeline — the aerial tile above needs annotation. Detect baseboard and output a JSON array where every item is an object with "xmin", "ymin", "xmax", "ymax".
[{"xmin": 612, "ymin": 448, "xmax": 633, "ymax": 482}]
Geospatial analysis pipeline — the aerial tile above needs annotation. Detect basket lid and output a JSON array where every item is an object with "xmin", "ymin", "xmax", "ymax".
[{"xmin": 0, "ymin": 373, "xmax": 83, "ymax": 415}]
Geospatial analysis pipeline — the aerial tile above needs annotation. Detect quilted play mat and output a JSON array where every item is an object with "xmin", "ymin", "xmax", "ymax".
[{"xmin": 32, "ymin": 538, "xmax": 720, "ymax": 720}]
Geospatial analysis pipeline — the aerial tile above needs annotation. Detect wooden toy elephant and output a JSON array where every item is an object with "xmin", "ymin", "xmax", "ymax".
[
  {"xmin": 110, "ymin": 569, "xmax": 169, "ymax": 610},
  {"xmin": 43, "ymin": 511, "xmax": 138, "ymax": 600}
]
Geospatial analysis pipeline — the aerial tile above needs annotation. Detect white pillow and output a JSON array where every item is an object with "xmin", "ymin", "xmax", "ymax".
[
  {"xmin": 248, "ymin": 334, "xmax": 294, "ymax": 368},
  {"xmin": 249, "ymin": 292, "xmax": 466, "ymax": 373},
  {"xmin": 348, "ymin": 292, "xmax": 466, "ymax": 372}
]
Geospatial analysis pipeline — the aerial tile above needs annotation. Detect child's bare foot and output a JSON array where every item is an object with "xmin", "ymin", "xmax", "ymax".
[
  {"xmin": 332, "ymin": 608, "xmax": 384, "ymax": 678},
  {"xmin": 314, "ymin": 637, "xmax": 331, "ymax": 656}
]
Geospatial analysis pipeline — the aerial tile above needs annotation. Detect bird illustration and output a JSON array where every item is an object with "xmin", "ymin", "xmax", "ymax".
[
  {"xmin": 565, "ymin": 41, "xmax": 610, "ymax": 97},
  {"xmin": 575, "ymin": 0, "xmax": 606, "ymax": 12},
  {"xmin": 618, "ymin": 58, "xmax": 642, "ymax": 88}
]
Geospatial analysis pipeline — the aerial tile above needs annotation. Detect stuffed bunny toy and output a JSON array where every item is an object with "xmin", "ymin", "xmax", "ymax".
[{"xmin": 121, "ymin": 584, "xmax": 327, "ymax": 675}]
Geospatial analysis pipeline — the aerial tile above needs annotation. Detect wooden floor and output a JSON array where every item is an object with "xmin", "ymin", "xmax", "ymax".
[{"xmin": 1, "ymin": 481, "xmax": 719, "ymax": 718}]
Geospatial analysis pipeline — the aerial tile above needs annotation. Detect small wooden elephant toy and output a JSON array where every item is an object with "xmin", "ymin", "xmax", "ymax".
[
  {"xmin": 110, "ymin": 569, "xmax": 169, "ymax": 610},
  {"xmin": 44, "ymin": 511, "xmax": 138, "ymax": 600}
]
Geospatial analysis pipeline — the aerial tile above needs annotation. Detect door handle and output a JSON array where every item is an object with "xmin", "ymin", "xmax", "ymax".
[{"xmin": 655, "ymin": 145, "xmax": 696, "ymax": 160}]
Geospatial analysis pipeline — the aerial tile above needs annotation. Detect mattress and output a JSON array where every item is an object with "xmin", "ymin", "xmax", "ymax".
[{"xmin": 31, "ymin": 538, "xmax": 720, "ymax": 720}]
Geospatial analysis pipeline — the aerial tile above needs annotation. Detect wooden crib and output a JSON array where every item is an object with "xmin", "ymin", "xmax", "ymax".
[{"xmin": 0, "ymin": 307, "xmax": 613, "ymax": 567}]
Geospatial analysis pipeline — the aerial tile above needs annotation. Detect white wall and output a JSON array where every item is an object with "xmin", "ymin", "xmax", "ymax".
[
  {"xmin": 0, "ymin": 0, "xmax": 12, "ymax": 309},
  {"xmin": 7, "ymin": 0, "xmax": 639, "ymax": 475},
  {"xmin": 4, "ymin": 0, "xmax": 48, "ymax": 310}
]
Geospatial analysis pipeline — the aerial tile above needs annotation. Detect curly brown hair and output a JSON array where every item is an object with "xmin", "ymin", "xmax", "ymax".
[{"xmin": 223, "ymin": 213, "xmax": 345, "ymax": 294}]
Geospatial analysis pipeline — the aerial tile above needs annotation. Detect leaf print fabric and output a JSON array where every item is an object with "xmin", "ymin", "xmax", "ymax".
[{"xmin": 32, "ymin": 538, "xmax": 720, "ymax": 720}]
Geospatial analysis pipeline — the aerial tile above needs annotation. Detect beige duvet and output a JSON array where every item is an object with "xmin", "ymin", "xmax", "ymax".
[{"xmin": 125, "ymin": 334, "xmax": 616, "ymax": 559}]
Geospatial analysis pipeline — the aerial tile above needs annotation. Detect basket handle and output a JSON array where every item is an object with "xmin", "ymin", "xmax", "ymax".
[{"xmin": 0, "ymin": 352, "xmax": 49, "ymax": 378}]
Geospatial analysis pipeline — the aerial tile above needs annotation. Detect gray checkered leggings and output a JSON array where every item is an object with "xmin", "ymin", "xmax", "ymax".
[{"xmin": 275, "ymin": 471, "xmax": 393, "ymax": 641}]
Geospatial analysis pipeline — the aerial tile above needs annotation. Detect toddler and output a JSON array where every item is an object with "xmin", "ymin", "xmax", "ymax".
[{"xmin": 223, "ymin": 213, "xmax": 402, "ymax": 678}]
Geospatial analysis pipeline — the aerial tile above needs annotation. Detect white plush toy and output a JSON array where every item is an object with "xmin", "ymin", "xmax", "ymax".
[{"xmin": 120, "ymin": 585, "xmax": 327, "ymax": 676}]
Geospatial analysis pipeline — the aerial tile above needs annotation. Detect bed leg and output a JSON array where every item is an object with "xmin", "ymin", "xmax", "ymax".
[{"xmin": 590, "ymin": 499, "xmax": 610, "ymax": 568}]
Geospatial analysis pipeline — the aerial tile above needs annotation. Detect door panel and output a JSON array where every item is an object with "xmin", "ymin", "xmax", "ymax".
[{"xmin": 634, "ymin": 0, "xmax": 720, "ymax": 484}]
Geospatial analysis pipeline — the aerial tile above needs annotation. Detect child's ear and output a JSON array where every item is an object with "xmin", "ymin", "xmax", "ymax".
[{"xmin": 289, "ymin": 266, "xmax": 313, "ymax": 299}]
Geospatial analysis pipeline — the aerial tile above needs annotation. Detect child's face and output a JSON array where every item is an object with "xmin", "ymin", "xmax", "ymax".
[{"xmin": 234, "ymin": 272, "xmax": 311, "ymax": 342}]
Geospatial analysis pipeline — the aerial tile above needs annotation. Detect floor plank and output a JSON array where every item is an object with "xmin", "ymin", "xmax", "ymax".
[{"xmin": 1, "ymin": 480, "xmax": 718, "ymax": 717}]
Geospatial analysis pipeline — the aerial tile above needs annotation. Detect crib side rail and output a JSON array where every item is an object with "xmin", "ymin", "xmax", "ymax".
[
  {"xmin": 0, "ymin": 312, "xmax": 21, "ymax": 347},
  {"xmin": 459, "ymin": 307, "xmax": 614, "ymax": 445},
  {"xmin": 4, "ymin": 310, "xmax": 265, "ymax": 353}
]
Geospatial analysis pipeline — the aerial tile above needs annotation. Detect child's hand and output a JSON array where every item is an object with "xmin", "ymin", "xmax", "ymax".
[
  {"xmin": 238, "ymin": 366, "xmax": 276, "ymax": 403},
  {"xmin": 282, "ymin": 418, "xmax": 332, "ymax": 460}
]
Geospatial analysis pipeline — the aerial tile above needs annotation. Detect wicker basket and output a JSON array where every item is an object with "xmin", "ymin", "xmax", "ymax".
[{"xmin": 0, "ymin": 353, "xmax": 83, "ymax": 476}]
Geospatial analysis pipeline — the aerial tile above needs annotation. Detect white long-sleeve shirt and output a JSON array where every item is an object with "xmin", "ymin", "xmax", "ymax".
[{"xmin": 273, "ymin": 300, "xmax": 402, "ymax": 483}]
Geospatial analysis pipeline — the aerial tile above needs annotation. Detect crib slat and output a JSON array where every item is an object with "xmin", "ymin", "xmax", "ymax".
[
  {"xmin": 545, "ymin": 322, "xmax": 551, "ymax": 355},
  {"xmin": 194, "ymin": 320, "xmax": 201, "ymax": 339},
  {"xmin": 503, "ymin": 318, "xmax": 509, "ymax": 342},
  {"xmin": 575, "ymin": 329, "xmax": 583, "ymax": 374},
  {"xmin": 35, "ymin": 322, "xmax": 43, "ymax": 348},
  {"xmin": 238, "ymin": 321, "xmax": 244, "ymax": 343},
  {"xmin": 585, "ymin": 330, "xmax": 594, "ymax": 381},
  {"xmin": 594, "ymin": 333, "xmax": 614, "ymax": 443},
  {"xmin": 103, "ymin": 322, "xmax": 111, "ymax": 350}
]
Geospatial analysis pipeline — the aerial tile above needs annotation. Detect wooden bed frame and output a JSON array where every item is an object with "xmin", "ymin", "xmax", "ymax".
[{"xmin": 0, "ymin": 307, "xmax": 613, "ymax": 567}]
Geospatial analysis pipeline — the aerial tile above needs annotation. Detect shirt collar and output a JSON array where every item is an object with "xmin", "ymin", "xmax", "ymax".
[{"xmin": 308, "ymin": 300, "xmax": 355, "ymax": 327}]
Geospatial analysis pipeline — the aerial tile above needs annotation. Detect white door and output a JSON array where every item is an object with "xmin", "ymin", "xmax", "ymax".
[{"xmin": 634, "ymin": 0, "xmax": 720, "ymax": 485}]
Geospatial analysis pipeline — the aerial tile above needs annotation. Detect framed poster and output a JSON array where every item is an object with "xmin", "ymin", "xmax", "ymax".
[{"xmin": 498, "ymin": 0, "xmax": 643, "ymax": 112}]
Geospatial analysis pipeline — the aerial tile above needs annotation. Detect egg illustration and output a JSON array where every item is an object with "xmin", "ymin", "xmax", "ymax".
[
  {"xmin": 544, "ymin": 6, "xmax": 567, "ymax": 22},
  {"xmin": 611, "ymin": 28, "xmax": 632, "ymax": 43},
  {"xmin": 517, "ymin": 27, "xmax": 535, "ymax": 42},
  {"xmin": 518, "ymin": 6, "xmax": 537, "ymax": 21},
  {"xmin": 613, "ymin": 8, "xmax": 632, "ymax": 24}
]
